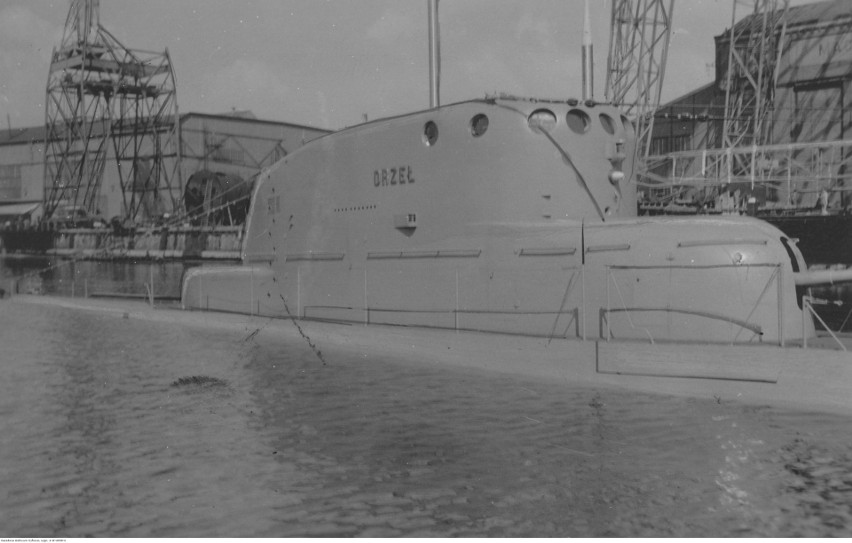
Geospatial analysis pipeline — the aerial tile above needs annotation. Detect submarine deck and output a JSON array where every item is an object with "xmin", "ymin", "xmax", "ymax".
[{"xmin": 8, "ymin": 294, "xmax": 852, "ymax": 416}]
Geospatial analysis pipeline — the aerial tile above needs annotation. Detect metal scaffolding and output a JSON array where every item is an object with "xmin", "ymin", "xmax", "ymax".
[
  {"xmin": 605, "ymin": 0, "xmax": 674, "ymax": 163},
  {"xmin": 44, "ymin": 0, "xmax": 180, "ymax": 222},
  {"xmin": 720, "ymin": 0, "xmax": 789, "ymax": 152}
]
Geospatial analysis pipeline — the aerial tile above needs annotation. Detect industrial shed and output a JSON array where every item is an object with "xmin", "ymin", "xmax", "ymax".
[
  {"xmin": 0, "ymin": 112, "xmax": 329, "ymax": 223},
  {"xmin": 649, "ymin": 0, "xmax": 852, "ymax": 209},
  {"xmin": 652, "ymin": 0, "xmax": 852, "ymax": 154}
]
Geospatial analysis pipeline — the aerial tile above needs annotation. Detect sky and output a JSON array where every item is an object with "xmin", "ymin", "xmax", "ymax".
[{"xmin": 0, "ymin": 0, "xmax": 813, "ymax": 132}]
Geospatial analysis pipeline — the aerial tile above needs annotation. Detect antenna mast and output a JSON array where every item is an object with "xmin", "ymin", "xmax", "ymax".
[
  {"xmin": 427, "ymin": 0, "xmax": 441, "ymax": 108},
  {"xmin": 582, "ymin": 0, "xmax": 594, "ymax": 101}
]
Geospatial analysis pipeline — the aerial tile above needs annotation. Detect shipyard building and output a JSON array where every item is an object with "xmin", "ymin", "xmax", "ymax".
[
  {"xmin": 649, "ymin": 0, "xmax": 852, "ymax": 211},
  {"xmin": 0, "ymin": 112, "xmax": 329, "ymax": 226}
]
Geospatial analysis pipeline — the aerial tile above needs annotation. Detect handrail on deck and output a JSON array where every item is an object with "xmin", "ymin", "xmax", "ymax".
[
  {"xmin": 601, "ymin": 306, "xmax": 764, "ymax": 342},
  {"xmin": 803, "ymin": 296, "xmax": 847, "ymax": 352}
]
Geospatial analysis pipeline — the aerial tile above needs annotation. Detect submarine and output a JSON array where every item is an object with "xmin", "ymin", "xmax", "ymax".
[{"xmin": 180, "ymin": 95, "xmax": 852, "ymax": 413}]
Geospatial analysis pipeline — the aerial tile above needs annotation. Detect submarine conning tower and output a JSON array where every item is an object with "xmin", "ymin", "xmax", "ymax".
[{"xmin": 245, "ymin": 96, "xmax": 638, "ymax": 262}]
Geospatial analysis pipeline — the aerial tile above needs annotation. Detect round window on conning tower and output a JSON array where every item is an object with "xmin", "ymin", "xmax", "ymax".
[
  {"xmin": 599, "ymin": 113, "xmax": 617, "ymax": 135},
  {"xmin": 470, "ymin": 114, "xmax": 489, "ymax": 137},
  {"xmin": 528, "ymin": 109, "xmax": 557, "ymax": 133},
  {"xmin": 621, "ymin": 115, "xmax": 635, "ymax": 138},
  {"xmin": 566, "ymin": 109, "xmax": 591, "ymax": 134},
  {"xmin": 423, "ymin": 121, "xmax": 439, "ymax": 146}
]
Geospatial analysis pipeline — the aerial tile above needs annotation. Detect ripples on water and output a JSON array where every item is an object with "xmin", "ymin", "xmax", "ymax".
[
  {"xmin": 0, "ymin": 256, "xmax": 229, "ymax": 299},
  {"xmin": 1, "ymin": 299, "xmax": 852, "ymax": 536}
]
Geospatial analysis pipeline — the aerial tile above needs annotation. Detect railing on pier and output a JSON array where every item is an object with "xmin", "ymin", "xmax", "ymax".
[{"xmin": 640, "ymin": 138, "xmax": 852, "ymax": 209}]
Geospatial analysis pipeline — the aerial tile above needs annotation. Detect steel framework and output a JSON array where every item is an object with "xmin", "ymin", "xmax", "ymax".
[
  {"xmin": 605, "ymin": 0, "xmax": 674, "ymax": 163},
  {"xmin": 644, "ymin": 1, "xmax": 808, "ymax": 207},
  {"xmin": 720, "ymin": 0, "xmax": 788, "ymax": 152},
  {"xmin": 642, "ymin": 139, "xmax": 852, "ymax": 195},
  {"xmin": 44, "ymin": 0, "xmax": 180, "ymax": 221}
]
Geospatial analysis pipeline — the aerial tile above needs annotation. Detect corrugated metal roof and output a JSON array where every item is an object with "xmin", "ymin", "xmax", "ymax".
[
  {"xmin": 784, "ymin": 0, "xmax": 852, "ymax": 29},
  {"xmin": 184, "ymin": 111, "xmax": 331, "ymax": 132},
  {"xmin": 0, "ymin": 126, "xmax": 46, "ymax": 146},
  {"xmin": 0, "ymin": 111, "xmax": 331, "ymax": 148},
  {"xmin": 0, "ymin": 202, "xmax": 41, "ymax": 217},
  {"xmin": 719, "ymin": 0, "xmax": 852, "ymax": 41},
  {"xmin": 658, "ymin": 81, "xmax": 717, "ymax": 109}
]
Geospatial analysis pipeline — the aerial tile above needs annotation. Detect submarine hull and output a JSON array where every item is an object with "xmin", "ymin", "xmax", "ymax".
[
  {"xmin": 183, "ymin": 215, "xmax": 810, "ymax": 344},
  {"xmin": 180, "ymin": 97, "xmax": 852, "ymax": 411}
]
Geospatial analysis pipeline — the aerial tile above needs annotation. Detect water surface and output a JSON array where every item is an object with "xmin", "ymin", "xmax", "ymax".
[
  {"xmin": 0, "ymin": 256, "xmax": 230, "ymax": 300},
  {"xmin": 1, "ymin": 300, "xmax": 851, "ymax": 537}
]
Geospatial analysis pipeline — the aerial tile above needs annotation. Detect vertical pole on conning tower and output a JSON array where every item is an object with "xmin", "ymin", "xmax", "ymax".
[
  {"xmin": 427, "ymin": 0, "xmax": 441, "ymax": 108},
  {"xmin": 582, "ymin": 0, "xmax": 594, "ymax": 101}
]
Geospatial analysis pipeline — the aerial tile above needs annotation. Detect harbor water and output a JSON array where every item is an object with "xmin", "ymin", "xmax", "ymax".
[
  {"xmin": 0, "ymin": 255, "xmax": 233, "ymax": 301},
  {"xmin": 1, "ymin": 258, "xmax": 852, "ymax": 536}
]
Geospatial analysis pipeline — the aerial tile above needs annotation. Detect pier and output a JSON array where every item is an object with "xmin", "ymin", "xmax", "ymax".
[{"xmin": 0, "ymin": 225, "xmax": 243, "ymax": 261}]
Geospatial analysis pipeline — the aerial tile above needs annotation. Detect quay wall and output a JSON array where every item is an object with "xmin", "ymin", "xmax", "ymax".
[{"xmin": 0, "ymin": 225, "xmax": 243, "ymax": 260}]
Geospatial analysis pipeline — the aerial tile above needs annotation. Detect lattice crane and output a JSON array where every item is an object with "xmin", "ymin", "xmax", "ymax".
[
  {"xmin": 718, "ymin": 0, "xmax": 789, "ymax": 186},
  {"xmin": 44, "ymin": 0, "xmax": 180, "ymax": 221},
  {"xmin": 605, "ymin": 0, "xmax": 675, "ymax": 166},
  {"xmin": 721, "ymin": 0, "xmax": 789, "ymax": 150}
]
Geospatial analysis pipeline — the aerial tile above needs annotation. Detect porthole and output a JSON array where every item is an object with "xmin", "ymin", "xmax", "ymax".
[
  {"xmin": 566, "ymin": 109, "xmax": 591, "ymax": 134},
  {"xmin": 599, "ymin": 113, "xmax": 616, "ymax": 135},
  {"xmin": 621, "ymin": 115, "xmax": 635, "ymax": 137},
  {"xmin": 528, "ymin": 109, "xmax": 557, "ymax": 133},
  {"xmin": 470, "ymin": 114, "xmax": 489, "ymax": 137},
  {"xmin": 423, "ymin": 121, "xmax": 439, "ymax": 146}
]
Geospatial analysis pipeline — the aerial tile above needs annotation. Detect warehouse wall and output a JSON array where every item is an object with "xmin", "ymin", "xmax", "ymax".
[{"xmin": 0, "ymin": 113, "xmax": 329, "ymax": 221}]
